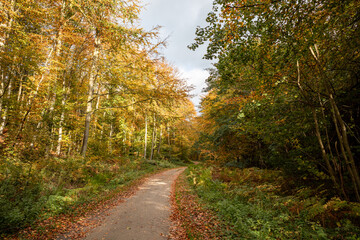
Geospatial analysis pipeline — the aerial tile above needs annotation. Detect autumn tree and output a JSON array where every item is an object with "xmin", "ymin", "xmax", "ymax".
[{"xmin": 192, "ymin": 0, "xmax": 360, "ymax": 201}]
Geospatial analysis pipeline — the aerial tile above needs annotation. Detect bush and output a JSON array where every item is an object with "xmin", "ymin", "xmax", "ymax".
[{"xmin": 0, "ymin": 179, "xmax": 45, "ymax": 233}]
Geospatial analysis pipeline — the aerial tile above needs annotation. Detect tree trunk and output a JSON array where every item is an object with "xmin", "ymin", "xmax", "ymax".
[
  {"xmin": 309, "ymin": 47, "xmax": 359, "ymax": 200},
  {"xmin": 0, "ymin": 78, "xmax": 12, "ymax": 134},
  {"xmin": 80, "ymin": 32, "xmax": 101, "ymax": 157},
  {"xmin": 312, "ymin": 108, "xmax": 342, "ymax": 193},
  {"xmin": 44, "ymin": 0, "xmax": 66, "ymax": 153},
  {"xmin": 56, "ymin": 76, "xmax": 68, "ymax": 155},
  {"xmin": 56, "ymin": 44, "xmax": 76, "ymax": 155},
  {"xmin": 318, "ymin": 95, "xmax": 348, "ymax": 200},
  {"xmin": 157, "ymin": 125, "xmax": 162, "ymax": 155},
  {"xmin": 144, "ymin": 112, "xmax": 148, "ymax": 159},
  {"xmin": 167, "ymin": 124, "xmax": 171, "ymax": 145},
  {"xmin": 150, "ymin": 113, "xmax": 156, "ymax": 161},
  {"xmin": 0, "ymin": 0, "xmax": 15, "ymax": 53},
  {"xmin": 330, "ymin": 93, "xmax": 360, "ymax": 189},
  {"xmin": 94, "ymin": 84, "xmax": 102, "ymax": 137},
  {"xmin": 17, "ymin": 76, "xmax": 23, "ymax": 103},
  {"xmin": 109, "ymin": 122, "xmax": 113, "ymax": 153},
  {"xmin": 15, "ymin": 29, "xmax": 56, "ymax": 140},
  {"xmin": 0, "ymin": 72, "xmax": 4, "ymax": 122},
  {"xmin": 330, "ymin": 104, "xmax": 360, "ymax": 201},
  {"xmin": 67, "ymin": 132, "xmax": 72, "ymax": 156},
  {"xmin": 123, "ymin": 129, "xmax": 127, "ymax": 155}
]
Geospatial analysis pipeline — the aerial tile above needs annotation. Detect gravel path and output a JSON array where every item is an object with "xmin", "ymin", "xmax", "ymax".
[{"xmin": 83, "ymin": 167, "xmax": 186, "ymax": 240}]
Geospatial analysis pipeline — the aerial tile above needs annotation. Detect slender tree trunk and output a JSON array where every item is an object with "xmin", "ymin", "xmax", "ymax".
[
  {"xmin": 80, "ymin": 32, "xmax": 101, "ymax": 157},
  {"xmin": 109, "ymin": 122, "xmax": 113, "ymax": 153},
  {"xmin": 310, "ymin": 45, "xmax": 360, "ymax": 200},
  {"xmin": 0, "ymin": 78, "xmax": 12, "ymax": 135},
  {"xmin": 157, "ymin": 125, "xmax": 162, "ymax": 155},
  {"xmin": 67, "ymin": 132, "xmax": 72, "ymax": 156},
  {"xmin": 318, "ymin": 95, "xmax": 348, "ymax": 199},
  {"xmin": 330, "ymin": 105, "xmax": 360, "ymax": 201},
  {"xmin": 144, "ymin": 112, "xmax": 148, "ymax": 159},
  {"xmin": 330, "ymin": 96, "xmax": 360, "ymax": 201},
  {"xmin": 56, "ymin": 44, "xmax": 76, "ymax": 155},
  {"xmin": 44, "ymin": 0, "xmax": 67, "ymax": 154},
  {"xmin": 123, "ymin": 129, "xmax": 127, "ymax": 155},
  {"xmin": 94, "ymin": 84, "xmax": 101, "ymax": 137},
  {"xmin": 129, "ymin": 130, "xmax": 132, "ymax": 154},
  {"xmin": 150, "ymin": 113, "xmax": 156, "ymax": 161},
  {"xmin": 312, "ymin": 108, "xmax": 341, "ymax": 192},
  {"xmin": 330, "ymin": 93, "xmax": 360, "ymax": 188},
  {"xmin": 0, "ymin": 73, "xmax": 4, "ymax": 121},
  {"xmin": 17, "ymin": 76, "xmax": 23, "ymax": 102},
  {"xmin": 0, "ymin": 0, "xmax": 15, "ymax": 53},
  {"xmin": 167, "ymin": 124, "xmax": 171, "ymax": 145},
  {"xmin": 56, "ymin": 106, "xmax": 65, "ymax": 155},
  {"xmin": 334, "ymin": 141, "xmax": 348, "ymax": 200},
  {"xmin": 56, "ymin": 76, "xmax": 67, "ymax": 155}
]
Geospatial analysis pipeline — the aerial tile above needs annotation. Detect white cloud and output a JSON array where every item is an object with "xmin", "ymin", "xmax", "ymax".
[
  {"xmin": 180, "ymin": 68, "xmax": 209, "ymax": 110},
  {"xmin": 139, "ymin": 0, "xmax": 214, "ymax": 111}
]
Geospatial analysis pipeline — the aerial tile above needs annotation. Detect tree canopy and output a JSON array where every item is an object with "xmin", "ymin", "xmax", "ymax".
[{"xmin": 191, "ymin": 0, "xmax": 360, "ymax": 201}]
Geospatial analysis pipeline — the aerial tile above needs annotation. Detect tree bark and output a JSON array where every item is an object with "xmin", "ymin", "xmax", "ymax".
[
  {"xmin": 109, "ymin": 122, "xmax": 113, "ymax": 153},
  {"xmin": 0, "ymin": 72, "xmax": 4, "ymax": 122},
  {"xmin": 312, "ymin": 108, "xmax": 341, "ymax": 192},
  {"xmin": 56, "ymin": 76, "xmax": 68, "ymax": 155},
  {"xmin": 157, "ymin": 125, "xmax": 162, "ymax": 155},
  {"xmin": 0, "ymin": 0, "xmax": 15, "ymax": 54},
  {"xmin": 56, "ymin": 44, "xmax": 76, "ymax": 155},
  {"xmin": 0, "ymin": 78, "xmax": 12, "ymax": 134},
  {"xmin": 150, "ymin": 113, "xmax": 156, "ymax": 161},
  {"xmin": 144, "ymin": 112, "xmax": 148, "ymax": 159},
  {"xmin": 80, "ymin": 31, "xmax": 101, "ymax": 157},
  {"xmin": 167, "ymin": 124, "xmax": 171, "ymax": 145}
]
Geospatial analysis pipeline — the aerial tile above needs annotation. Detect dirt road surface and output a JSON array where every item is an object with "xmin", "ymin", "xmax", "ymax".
[{"xmin": 83, "ymin": 167, "xmax": 186, "ymax": 240}]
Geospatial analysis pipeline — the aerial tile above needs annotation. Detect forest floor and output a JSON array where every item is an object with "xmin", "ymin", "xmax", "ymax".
[{"xmin": 58, "ymin": 167, "xmax": 186, "ymax": 240}]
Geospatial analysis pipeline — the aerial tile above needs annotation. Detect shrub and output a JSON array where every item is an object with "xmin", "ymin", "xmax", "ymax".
[{"xmin": 0, "ymin": 179, "xmax": 45, "ymax": 233}]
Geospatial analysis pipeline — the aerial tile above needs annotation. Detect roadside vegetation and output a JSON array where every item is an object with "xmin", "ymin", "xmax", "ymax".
[
  {"xmin": 0, "ymin": 157, "xmax": 182, "ymax": 239},
  {"xmin": 184, "ymin": 0, "xmax": 360, "ymax": 238},
  {"xmin": 170, "ymin": 166, "xmax": 223, "ymax": 240},
  {"xmin": 179, "ymin": 164, "xmax": 360, "ymax": 239}
]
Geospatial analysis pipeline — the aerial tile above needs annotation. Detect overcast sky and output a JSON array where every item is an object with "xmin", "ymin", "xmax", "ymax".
[{"xmin": 139, "ymin": 0, "xmax": 214, "ymax": 111}]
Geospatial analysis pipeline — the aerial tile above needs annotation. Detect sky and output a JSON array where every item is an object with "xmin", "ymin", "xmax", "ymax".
[{"xmin": 139, "ymin": 0, "xmax": 214, "ymax": 111}]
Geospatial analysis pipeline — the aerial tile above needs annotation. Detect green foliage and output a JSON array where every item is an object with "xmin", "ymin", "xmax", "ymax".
[
  {"xmin": 186, "ymin": 165, "xmax": 360, "ymax": 239},
  {"xmin": 0, "ymin": 149, "xmax": 45, "ymax": 233},
  {"xmin": 0, "ymin": 180, "xmax": 45, "ymax": 233},
  {"xmin": 193, "ymin": 0, "xmax": 360, "ymax": 202},
  {"xmin": 0, "ymin": 152, "xmax": 179, "ymax": 235}
]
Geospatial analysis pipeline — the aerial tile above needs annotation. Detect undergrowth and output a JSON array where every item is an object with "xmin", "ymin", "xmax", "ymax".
[
  {"xmin": 0, "ymin": 155, "xmax": 179, "ymax": 236},
  {"xmin": 186, "ymin": 164, "xmax": 360, "ymax": 240}
]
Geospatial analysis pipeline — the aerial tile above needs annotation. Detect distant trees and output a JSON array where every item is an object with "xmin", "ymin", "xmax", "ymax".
[{"xmin": 192, "ymin": 0, "xmax": 360, "ymax": 201}]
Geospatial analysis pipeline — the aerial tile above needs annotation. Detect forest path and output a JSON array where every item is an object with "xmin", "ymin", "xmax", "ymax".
[{"xmin": 82, "ymin": 167, "xmax": 186, "ymax": 240}]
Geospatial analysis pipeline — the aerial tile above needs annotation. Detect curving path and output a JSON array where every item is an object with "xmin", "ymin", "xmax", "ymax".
[{"xmin": 83, "ymin": 167, "xmax": 185, "ymax": 240}]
